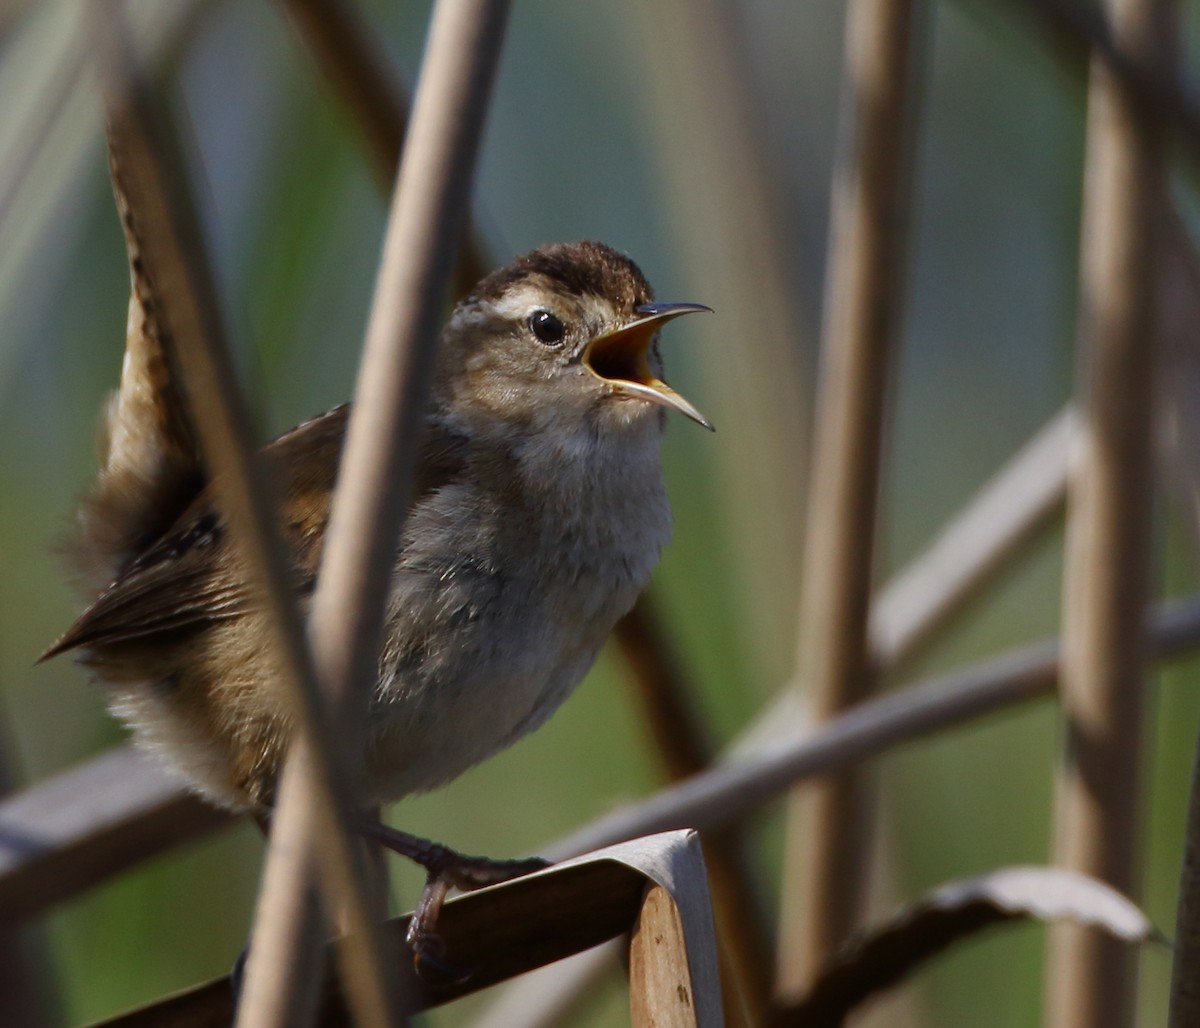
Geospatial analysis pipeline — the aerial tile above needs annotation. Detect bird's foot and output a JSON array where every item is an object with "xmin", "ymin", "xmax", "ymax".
[
  {"xmin": 360, "ymin": 819, "xmax": 551, "ymax": 976},
  {"xmin": 404, "ymin": 875, "xmax": 470, "ymax": 983}
]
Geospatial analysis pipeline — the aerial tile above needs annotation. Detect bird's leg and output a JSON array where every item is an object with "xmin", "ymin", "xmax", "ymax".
[
  {"xmin": 359, "ymin": 819, "xmax": 550, "ymax": 974},
  {"xmin": 360, "ymin": 819, "xmax": 550, "ymax": 888}
]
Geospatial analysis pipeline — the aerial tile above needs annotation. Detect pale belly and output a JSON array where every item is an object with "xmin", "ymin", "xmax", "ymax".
[
  {"xmin": 363, "ymin": 537, "xmax": 651, "ymax": 801},
  {"xmin": 362, "ymin": 461, "xmax": 671, "ymax": 801}
]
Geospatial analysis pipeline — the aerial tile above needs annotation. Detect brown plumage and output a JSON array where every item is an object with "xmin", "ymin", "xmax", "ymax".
[{"xmin": 44, "ymin": 241, "xmax": 711, "ymax": 812}]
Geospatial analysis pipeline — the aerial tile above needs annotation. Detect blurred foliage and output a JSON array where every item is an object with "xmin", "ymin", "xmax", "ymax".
[{"xmin": 0, "ymin": 0, "xmax": 1196, "ymax": 1024}]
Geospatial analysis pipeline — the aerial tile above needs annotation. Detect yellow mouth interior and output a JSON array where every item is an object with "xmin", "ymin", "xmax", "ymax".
[{"xmin": 584, "ymin": 326, "xmax": 656, "ymax": 387}]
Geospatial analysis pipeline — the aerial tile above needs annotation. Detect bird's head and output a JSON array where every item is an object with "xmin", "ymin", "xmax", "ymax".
[{"xmin": 436, "ymin": 241, "xmax": 712, "ymax": 436}]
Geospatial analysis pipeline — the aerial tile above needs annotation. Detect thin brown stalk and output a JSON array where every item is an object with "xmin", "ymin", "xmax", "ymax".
[
  {"xmin": 0, "ymin": 717, "xmax": 56, "ymax": 1027},
  {"xmin": 0, "ymin": 747, "xmax": 226, "ymax": 920},
  {"xmin": 244, "ymin": 0, "xmax": 510, "ymax": 1022},
  {"xmin": 235, "ymin": 756, "xmax": 331, "ymax": 1028},
  {"xmin": 1153, "ymin": 209, "xmax": 1200, "ymax": 1027},
  {"xmin": 276, "ymin": 0, "xmax": 489, "ymax": 295},
  {"xmin": 870, "ymin": 408, "xmax": 1074, "ymax": 670},
  {"xmin": 6, "ymin": 595, "xmax": 1200, "ymax": 926},
  {"xmin": 997, "ymin": 0, "xmax": 1200, "ymax": 172},
  {"xmin": 1044, "ymin": 0, "xmax": 1171, "ymax": 1021},
  {"xmin": 467, "ymin": 945, "xmax": 620, "ymax": 1028},
  {"xmin": 616, "ymin": 600, "xmax": 773, "ymax": 1023},
  {"xmin": 303, "ymin": 0, "xmax": 508, "ymax": 779},
  {"xmin": 778, "ymin": 0, "xmax": 924, "ymax": 999},
  {"xmin": 548, "ymin": 596, "xmax": 1200, "ymax": 867},
  {"xmin": 279, "ymin": 0, "xmax": 407, "ymax": 186},
  {"xmin": 93, "ymin": 832, "xmax": 719, "ymax": 1026},
  {"xmin": 615, "ymin": 601, "xmax": 716, "ymax": 783},
  {"xmin": 1172, "ymin": 744, "xmax": 1200, "ymax": 1026},
  {"xmin": 98, "ymin": 8, "xmax": 403, "ymax": 1024}
]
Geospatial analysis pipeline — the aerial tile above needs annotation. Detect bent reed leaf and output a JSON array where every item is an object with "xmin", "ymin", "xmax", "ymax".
[{"xmin": 773, "ymin": 866, "xmax": 1160, "ymax": 1028}]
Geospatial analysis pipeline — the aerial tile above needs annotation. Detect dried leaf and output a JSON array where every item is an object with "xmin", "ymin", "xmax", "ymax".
[{"xmin": 773, "ymin": 866, "xmax": 1160, "ymax": 1027}]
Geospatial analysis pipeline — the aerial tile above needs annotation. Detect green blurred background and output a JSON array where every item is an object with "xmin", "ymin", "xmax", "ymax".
[{"xmin": 2, "ymin": 0, "xmax": 1198, "ymax": 1023}]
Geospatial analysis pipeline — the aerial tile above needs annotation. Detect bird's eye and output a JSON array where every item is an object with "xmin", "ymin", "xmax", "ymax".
[{"xmin": 528, "ymin": 309, "xmax": 566, "ymax": 346}]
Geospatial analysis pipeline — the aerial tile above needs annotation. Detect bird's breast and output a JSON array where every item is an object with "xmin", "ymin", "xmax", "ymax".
[{"xmin": 366, "ymin": 426, "xmax": 670, "ymax": 800}]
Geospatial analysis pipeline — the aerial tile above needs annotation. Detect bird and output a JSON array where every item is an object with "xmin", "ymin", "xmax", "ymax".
[{"xmin": 41, "ymin": 240, "xmax": 711, "ymax": 956}]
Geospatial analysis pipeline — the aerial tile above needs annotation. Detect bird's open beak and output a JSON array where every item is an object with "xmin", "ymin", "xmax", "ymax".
[{"xmin": 582, "ymin": 302, "xmax": 714, "ymax": 431}]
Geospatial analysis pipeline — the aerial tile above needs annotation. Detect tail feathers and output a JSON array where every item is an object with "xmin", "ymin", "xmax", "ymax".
[{"xmin": 67, "ymin": 289, "xmax": 203, "ymax": 591}]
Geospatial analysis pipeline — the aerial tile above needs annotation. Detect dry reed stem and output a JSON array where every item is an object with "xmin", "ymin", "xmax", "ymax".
[
  {"xmin": 630, "ymin": 884, "xmax": 721, "ymax": 1028},
  {"xmin": 549, "ymin": 596, "xmax": 1200, "ymax": 864},
  {"xmin": 277, "ymin": 0, "xmax": 490, "ymax": 294},
  {"xmin": 615, "ymin": 599, "xmax": 773, "ymax": 1022},
  {"xmin": 1156, "ymin": 213, "xmax": 1200, "ymax": 1025},
  {"xmin": 465, "ymin": 945, "xmax": 620, "ymax": 1028},
  {"xmin": 1000, "ymin": 0, "xmax": 1200, "ymax": 168},
  {"xmin": 0, "ymin": 746, "xmax": 227, "ymax": 920},
  {"xmin": 616, "ymin": 599, "xmax": 718, "ymax": 787},
  {"xmin": 0, "ymin": 719, "xmax": 55, "ymax": 1028},
  {"xmin": 93, "ymin": 833, "xmax": 718, "ymax": 1026},
  {"xmin": 279, "ymin": 0, "xmax": 407, "ymax": 186},
  {"xmin": 870, "ymin": 408, "xmax": 1075, "ymax": 669},
  {"xmin": 243, "ymin": 0, "xmax": 510, "ymax": 1023},
  {"xmin": 1044, "ymin": 0, "xmax": 1171, "ymax": 1020},
  {"xmin": 98, "ymin": 9, "xmax": 404, "ymax": 1024},
  {"xmin": 235, "ymin": 754, "xmax": 334, "ymax": 1028},
  {"xmin": 8, "ymin": 594, "xmax": 1200, "ymax": 929},
  {"xmin": 1171, "ymin": 745, "xmax": 1200, "ymax": 1026},
  {"xmin": 779, "ymin": 0, "xmax": 924, "ymax": 997}
]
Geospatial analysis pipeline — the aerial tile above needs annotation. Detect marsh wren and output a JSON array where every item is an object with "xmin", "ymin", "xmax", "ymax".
[{"xmin": 43, "ymin": 241, "xmax": 710, "ymax": 885}]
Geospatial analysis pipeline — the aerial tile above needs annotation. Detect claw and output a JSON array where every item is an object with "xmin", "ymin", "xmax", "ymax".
[
  {"xmin": 360, "ymin": 820, "xmax": 551, "ymax": 981},
  {"xmin": 407, "ymin": 927, "xmax": 472, "ymax": 984},
  {"xmin": 405, "ymin": 873, "xmax": 471, "ymax": 983}
]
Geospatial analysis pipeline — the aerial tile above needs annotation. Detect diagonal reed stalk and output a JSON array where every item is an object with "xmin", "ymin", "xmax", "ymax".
[
  {"xmin": 238, "ymin": 0, "xmax": 511, "ymax": 1024},
  {"xmin": 97, "ymin": 6, "xmax": 405, "ymax": 1023}
]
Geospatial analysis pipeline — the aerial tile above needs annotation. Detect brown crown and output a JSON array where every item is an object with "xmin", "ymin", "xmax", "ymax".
[{"xmin": 469, "ymin": 241, "xmax": 654, "ymax": 316}]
